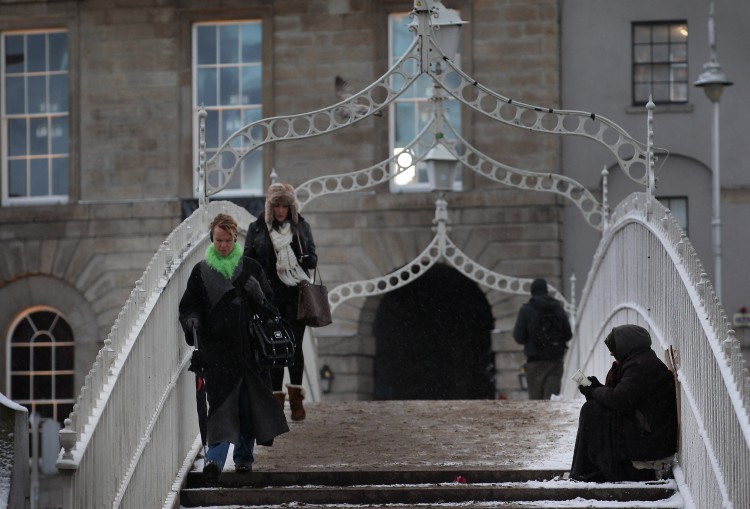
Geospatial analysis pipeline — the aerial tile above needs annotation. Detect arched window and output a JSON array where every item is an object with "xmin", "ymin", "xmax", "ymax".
[{"xmin": 7, "ymin": 307, "xmax": 76, "ymax": 426}]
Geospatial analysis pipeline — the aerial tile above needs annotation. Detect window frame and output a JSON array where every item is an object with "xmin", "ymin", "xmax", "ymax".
[
  {"xmin": 1, "ymin": 28, "xmax": 70, "ymax": 206},
  {"xmin": 657, "ymin": 195, "xmax": 689, "ymax": 235},
  {"xmin": 191, "ymin": 19, "xmax": 264, "ymax": 199},
  {"xmin": 6, "ymin": 306, "xmax": 76, "ymax": 426},
  {"xmin": 631, "ymin": 20, "xmax": 689, "ymax": 106},
  {"xmin": 387, "ymin": 12, "xmax": 462, "ymax": 194}
]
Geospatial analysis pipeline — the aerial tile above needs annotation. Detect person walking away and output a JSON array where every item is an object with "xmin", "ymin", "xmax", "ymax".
[
  {"xmin": 179, "ymin": 213, "xmax": 289, "ymax": 483},
  {"xmin": 570, "ymin": 324, "xmax": 678, "ymax": 482},
  {"xmin": 512, "ymin": 278, "xmax": 573, "ymax": 399},
  {"xmin": 244, "ymin": 182, "xmax": 318, "ymax": 421}
]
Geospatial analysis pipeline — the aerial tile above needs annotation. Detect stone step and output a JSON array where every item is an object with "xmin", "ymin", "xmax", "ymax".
[{"xmin": 180, "ymin": 470, "xmax": 678, "ymax": 507}]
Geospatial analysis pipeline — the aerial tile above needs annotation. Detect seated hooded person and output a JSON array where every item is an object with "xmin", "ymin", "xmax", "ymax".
[{"xmin": 570, "ymin": 324, "xmax": 678, "ymax": 482}]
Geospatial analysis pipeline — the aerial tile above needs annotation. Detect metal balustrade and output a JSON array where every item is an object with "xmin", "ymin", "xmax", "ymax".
[
  {"xmin": 563, "ymin": 193, "xmax": 750, "ymax": 509},
  {"xmin": 56, "ymin": 201, "xmax": 252, "ymax": 509}
]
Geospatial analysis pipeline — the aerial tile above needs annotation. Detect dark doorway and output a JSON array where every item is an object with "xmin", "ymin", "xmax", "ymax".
[{"xmin": 373, "ymin": 263, "xmax": 495, "ymax": 400}]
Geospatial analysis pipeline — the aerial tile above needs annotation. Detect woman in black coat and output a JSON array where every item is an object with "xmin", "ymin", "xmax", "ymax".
[
  {"xmin": 179, "ymin": 213, "xmax": 288, "ymax": 482},
  {"xmin": 244, "ymin": 182, "xmax": 317, "ymax": 421},
  {"xmin": 570, "ymin": 324, "xmax": 678, "ymax": 482}
]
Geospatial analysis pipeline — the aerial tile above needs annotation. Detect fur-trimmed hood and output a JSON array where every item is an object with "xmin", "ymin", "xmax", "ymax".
[{"xmin": 265, "ymin": 182, "xmax": 299, "ymax": 230}]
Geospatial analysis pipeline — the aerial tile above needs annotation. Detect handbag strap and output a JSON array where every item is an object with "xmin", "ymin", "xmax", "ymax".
[{"xmin": 296, "ymin": 232, "xmax": 323, "ymax": 285}]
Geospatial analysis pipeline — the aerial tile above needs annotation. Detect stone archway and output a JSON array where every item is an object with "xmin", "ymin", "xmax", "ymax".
[{"xmin": 372, "ymin": 263, "xmax": 495, "ymax": 400}]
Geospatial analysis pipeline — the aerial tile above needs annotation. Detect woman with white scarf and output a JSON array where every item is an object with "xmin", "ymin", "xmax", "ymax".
[{"xmin": 244, "ymin": 183, "xmax": 318, "ymax": 421}]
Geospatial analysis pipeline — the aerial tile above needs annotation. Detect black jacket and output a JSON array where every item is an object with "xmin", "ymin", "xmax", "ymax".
[
  {"xmin": 243, "ymin": 212, "xmax": 317, "ymax": 306},
  {"xmin": 512, "ymin": 294, "xmax": 572, "ymax": 361}
]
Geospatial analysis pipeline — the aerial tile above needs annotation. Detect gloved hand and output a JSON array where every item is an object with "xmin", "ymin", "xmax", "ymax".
[
  {"xmin": 185, "ymin": 317, "xmax": 201, "ymax": 332},
  {"xmin": 578, "ymin": 376, "xmax": 602, "ymax": 399},
  {"xmin": 299, "ymin": 255, "xmax": 314, "ymax": 270},
  {"xmin": 244, "ymin": 276, "xmax": 265, "ymax": 304},
  {"xmin": 189, "ymin": 350, "xmax": 206, "ymax": 375}
]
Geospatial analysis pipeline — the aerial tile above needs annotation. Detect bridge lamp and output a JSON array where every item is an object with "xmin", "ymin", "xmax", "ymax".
[
  {"xmin": 693, "ymin": 1, "xmax": 733, "ymax": 300},
  {"xmin": 425, "ymin": 144, "xmax": 459, "ymax": 192},
  {"xmin": 409, "ymin": 1, "xmax": 466, "ymax": 62}
]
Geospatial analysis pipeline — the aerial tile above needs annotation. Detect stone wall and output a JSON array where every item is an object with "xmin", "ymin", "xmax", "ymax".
[{"xmin": 0, "ymin": 0, "xmax": 564, "ymax": 401}]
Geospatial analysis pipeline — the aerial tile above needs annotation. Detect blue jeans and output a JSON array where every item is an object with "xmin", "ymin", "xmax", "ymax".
[{"xmin": 205, "ymin": 435, "xmax": 255, "ymax": 470}]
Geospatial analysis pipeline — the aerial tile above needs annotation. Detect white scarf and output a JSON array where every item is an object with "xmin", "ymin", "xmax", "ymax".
[{"xmin": 270, "ymin": 222, "xmax": 312, "ymax": 287}]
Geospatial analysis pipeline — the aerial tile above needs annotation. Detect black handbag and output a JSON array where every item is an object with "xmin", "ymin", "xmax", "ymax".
[{"xmin": 247, "ymin": 313, "xmax": 296, "ymax": 368}]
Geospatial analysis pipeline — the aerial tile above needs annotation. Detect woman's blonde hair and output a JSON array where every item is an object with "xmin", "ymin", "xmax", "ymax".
[{"xmin": 209, "ymin": 213, "xmax": 238, "ymax": 240}]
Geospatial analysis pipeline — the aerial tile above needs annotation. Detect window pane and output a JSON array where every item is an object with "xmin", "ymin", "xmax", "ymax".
[
  {"xmin": 219, "ymin": 25, "xmax": 240, "ymax": 64},
  {"xmin": 27, "ymin": 75, "xmax": 46, "ymax": 114},
  {"xmin": 51, "ymin": 117, "xmax": 68, "ymax": 154},
  {"xmin": 240, "ymin": 23, "xmax": 261, "ymax": 63},
  {"xmin": 652, "ymin": 83, "xmax": 670, "ymax": 102},
  {"xmin": 652, "ymin": 44, "xmax": 669, "ymax": 62},
  {"xmin": 5, "ymin": 34, "xmax": 24, "ymax": 72},
  {"xmin": 56, "ymin": 345, "xmax": 75, "ymax": 370},
  {"xmin": 241, "ymin": 66, "xmax": 261, "ymax": 104},
  {"xmin": 9, "ymin": 160, "xmax": 27, "ymax": 197},
  {"xmin": 30, "ymin": 159, "xmax": 49, "ymax": 196},
  {"xmin": 671, "ymin": 43, "xmax": 687, "ymax": 63},
  {"xmin": 55, "ymin": 375, "xmax": 74, "ymax": 399},
  {"xmin": 653, "ymin": 64, "xmax": 670, "ymax": 82},
  {"xmin": 5, "ymin": 76, "xmax": 25, "ymax": 115},
  {"xmin": 11, "ymin": 346, "xmax": 30, "ymax": 370},
  {"xmin": 11, "ymin": 376, "xmax": 30, "ymax": 399},
  {"xmin": 219, "ymin": 67, "xmax": 240, "ymax": 105},
  {"xmin": 35, "ymin": 403, "xmax": 54, "ymax": 419},
  {"xmin": 395, "ymin": 102, "xmax": 415, "ymax": 145},
  {"xmin": 8, "ymin": 118, "xmax": 27, "ymax": 156},
  {"xmin": 26, "ymin": 34, "xmax": 46, "ymax": 73},
  {"xmin": 52, "ymin": 158, "xmax": 68, "ymax": 195},
  {"xmin": 30, "ymin": 117, "xmax": 48, "ymax": 154},
  {"xmin": 49, "ymin": 74, "xmax": 68, "ymax": 112},
  {"xmin": 671, "ymin": 24, "xmax": 688, "ymax": 42},
  {"xmin": 204, "ymin": 110, "xmax": 219, "ymax": 147},
  {"xmin": 633, "ymin": 25, "xmax": 651, "ymax": 44},
  {"xmin": 221, "ymin": 109, "xmax": 241, "ymax": 140},
  {"xmin": 34, "ymin": 344, "xmax": 52, "ymax": 370},
  {"xmin": 12, "ymin": 316, "xmax": 34, "ymax": 341},
  {"xmin": 633, "ymin": 45, "xmax": 651, "ymax": 64},
  {"xmin": 671, "ymin": 83, "xmax": 687, "ymax": 102},
  {"xmin": 197, "ymin": 68, "xmax": 217, "ymax": 106},
  {"xmin": 34, "ymin": 375, "xmax": 52, "ymax": 399},
  {"xmin": 196, "ymin": 25, "xmax": 216, "ymax": 65},
  {"xmin": 652, "ymin": 25, "xmax": 669, "ymax": 43},
  {"xmin": 49, "ymin": 32, "xmax": 68, "ymax": 71},
  {"xmin": 51, "ymin": 315, "xmax": 72, "ymax": 341}
]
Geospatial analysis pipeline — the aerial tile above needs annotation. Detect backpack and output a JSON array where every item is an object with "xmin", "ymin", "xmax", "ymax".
[{"xmin": 534, "ymin": 309, "xmax": 567, "ymax": 348}]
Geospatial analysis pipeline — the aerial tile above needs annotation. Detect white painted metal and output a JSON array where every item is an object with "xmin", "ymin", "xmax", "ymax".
[
  {"xmin": 55, "ymin": 201, "xmax": 253, "ymax": 509},
  {"xmin": 56, "ymin": 2, "xmax": 750, "ymax": 507},
  {"xmin": 564, "ymin": 193, "xmax": 750, "ymax": 508}
]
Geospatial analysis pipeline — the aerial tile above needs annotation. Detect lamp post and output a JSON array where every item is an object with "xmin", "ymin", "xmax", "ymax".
[{"xmin": 693, "ymin": 1, "xmax": 732, "ymax": 300}]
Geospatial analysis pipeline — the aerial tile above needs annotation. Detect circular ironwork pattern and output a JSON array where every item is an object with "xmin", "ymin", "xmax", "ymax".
[
  {"xmin": 204, "ymin": 41, "xmax": 422, "ymax": 196},
  {"xmin": 432, "ymin": 58, "xmax": 650, "ymax": 186}
]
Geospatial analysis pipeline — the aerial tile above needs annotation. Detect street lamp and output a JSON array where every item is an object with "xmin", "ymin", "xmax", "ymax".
[
  {"xmin": 693, "ymin": 1, "xmax": 732, "ymax": 300},
  {"xmin": 425, "ymin": 144, "xmax": 459, "ymax": 192}
]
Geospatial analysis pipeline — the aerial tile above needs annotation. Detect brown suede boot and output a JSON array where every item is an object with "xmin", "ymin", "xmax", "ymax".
[
  {"xmin": 286, "ymin": 384, "xmax": 306, "ymax": 421},
  {"xmin": 273, "ymin": 391, "xmax": 286, "ymax": 409}
]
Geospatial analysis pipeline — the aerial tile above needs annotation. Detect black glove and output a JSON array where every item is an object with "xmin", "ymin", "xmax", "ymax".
[
  {"xmin": 299, "ymin": 255, "xmax": 314, "ymax": 270},
  {"xmin": 578, "ymin": 376, "xmax": 602, "ymax": 399},
  {"xmin": 185, "ymin": 317, "xmax": 201, "ymax": 331},
  {"xmin": 189, "ymin": 350, "xmax": 206, "ymax": 375},
  {"xmin": 244, "ymin": 276, "xmax": 265, "ymax": 304}
]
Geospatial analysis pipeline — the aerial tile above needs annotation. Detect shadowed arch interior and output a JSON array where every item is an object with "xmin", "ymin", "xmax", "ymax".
[{"xmin": 373, "ymin": 263, "xmax": 495, "ymax": 400}]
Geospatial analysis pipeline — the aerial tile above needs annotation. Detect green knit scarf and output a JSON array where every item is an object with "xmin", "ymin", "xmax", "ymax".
[{"xmin": 204, "ymin": 243, "xmax": 242, "ymax": 280}]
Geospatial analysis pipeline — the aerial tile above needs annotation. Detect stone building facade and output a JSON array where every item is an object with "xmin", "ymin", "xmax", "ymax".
[{"xmin": 0, "ymin": 0, "xmax": 564, "ymax": 428}]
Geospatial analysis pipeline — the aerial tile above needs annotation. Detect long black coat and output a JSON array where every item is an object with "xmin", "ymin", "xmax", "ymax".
[
  {"xmin": 570, "ymin": 325, "xmax": 678, "ymax": 481},
  {"xmin": 244, "ymin": 213, "xmax": 317, "ymax": 307},
  {"xmin": 179, "ymin": 255, "xmax": 289, "ymax": 446}
]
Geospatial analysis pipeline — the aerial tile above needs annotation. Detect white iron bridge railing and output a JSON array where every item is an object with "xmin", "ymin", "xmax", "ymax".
[
  {"xmin": 56, "ymin": 201, "xmax": 252, "ymax": 509},
  {"xmin": 563, "ymin": 192, "xmax": 750, "ymax": 509}
]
